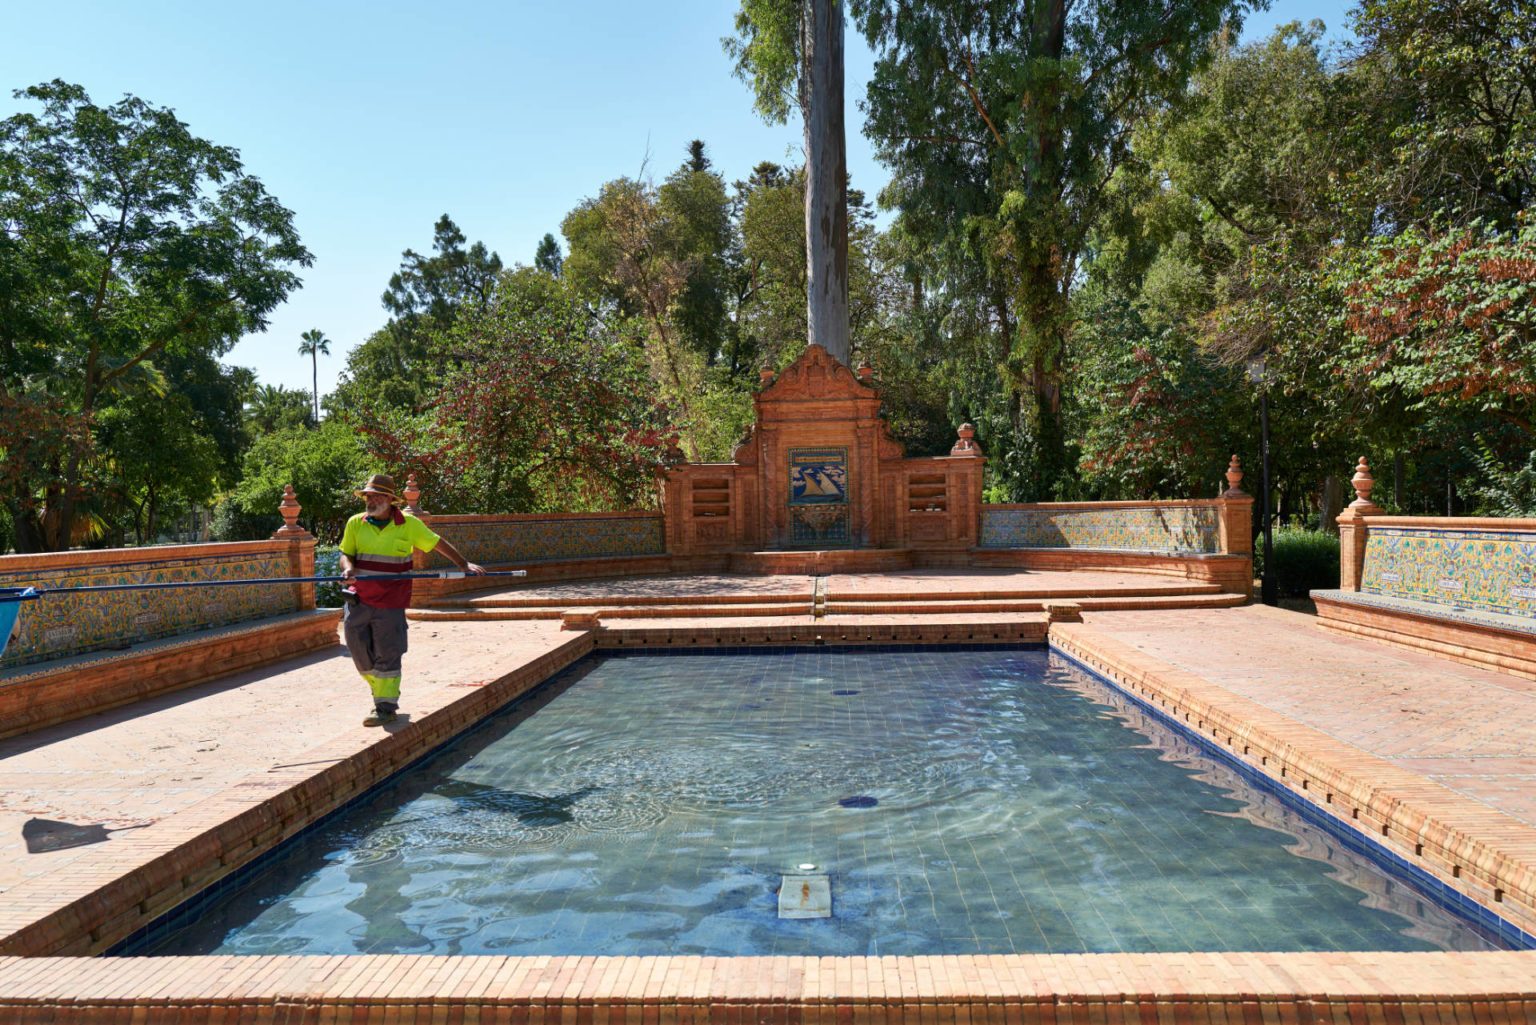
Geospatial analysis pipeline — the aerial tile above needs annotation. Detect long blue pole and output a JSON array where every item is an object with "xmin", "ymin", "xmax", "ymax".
[{"xmin": 1, "ymin": 569, "xmax": 526, "ymax": 602}]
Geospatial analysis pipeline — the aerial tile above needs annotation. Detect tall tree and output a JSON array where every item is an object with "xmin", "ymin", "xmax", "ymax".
[
  {"xmin": 727, "ymin": 0, "xmax": 851, "ymax": 365},
  {"xmin": 849, "ymin": 0, "xmax": 1254, "ymax": 497},
  {"xmin": 534, "ymin": 233, "xmax": 563, "ymax": 276},
  {"xmin": 330, "ymin": 215, "xmax": 501, "ymax": 416},
  {"xmin": 298, "ymin": 328, "xmax": 331, "ymax": 422},
  {"xmin": 354, "ymin": 269, "xmax": 669, "ymax": 514},
  {"xmin": 0, "ymin": 80, "xmax": 310, "ymax": 550}
]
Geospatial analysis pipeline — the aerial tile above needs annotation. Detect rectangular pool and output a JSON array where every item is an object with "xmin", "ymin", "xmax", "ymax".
[{"xmin": 127, "ymin": 648, "xmax": 1516, "ymax": 956}]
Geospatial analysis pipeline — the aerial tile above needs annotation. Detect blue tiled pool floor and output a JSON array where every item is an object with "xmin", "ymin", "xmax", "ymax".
[{"xmin": 135, "ymin": 649, "xmax": 1511, "ymax": 956}]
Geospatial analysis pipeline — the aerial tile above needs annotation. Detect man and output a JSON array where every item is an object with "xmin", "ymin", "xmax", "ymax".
[{"xmin": 339, "ymin": 473, "xmax": 485, "ymax": 726}]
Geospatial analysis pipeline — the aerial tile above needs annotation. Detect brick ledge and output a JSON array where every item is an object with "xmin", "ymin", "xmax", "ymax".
[{"xmin": 0, "ymin": 610, "xmax": 343, "ymax": 740}]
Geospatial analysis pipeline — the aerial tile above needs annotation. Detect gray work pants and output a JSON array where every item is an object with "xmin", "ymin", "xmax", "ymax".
[{"xmin": 342, "ymin": 601, "xmax": 409, "ymax": 708}]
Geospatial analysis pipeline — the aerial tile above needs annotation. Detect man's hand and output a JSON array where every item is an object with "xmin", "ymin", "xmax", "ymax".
[
  {"xmin": 465, "ymin": 562, "xmax": 487, "ymax": 576},
  {"xmin": 339, "ymin": 556, "xmax": 358, "ymax": 585}
]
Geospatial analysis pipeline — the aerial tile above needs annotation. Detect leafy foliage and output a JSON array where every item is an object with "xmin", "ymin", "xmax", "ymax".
[
  {"xmin": 1255, "ymin": 526, "xmax": 1342, "ymax": 598},
  {"xmin": 352, "ymin": 269, "xmax": 671, "ymax": 514},
  {"xmin": 850, "ymin": 0, "xmax": 1254, "ymax": 498},
  {"xmin": 0, "ymin": 80, "xmax": 309, "ymax": 550},
  {"xmin": 0, "ymin": 390, "xmax": 95, "ymax": 544},
  {"xmin": 231, "ymin": 419, "xmax": 371, "ymax": 543},
  {"xmin": 1469, "ymin": 442, "xmax": 1536, "ymax": 517},
  {"xmin": 1332, "ymin": 220, "xmax": 1536, "ymax": 436}
]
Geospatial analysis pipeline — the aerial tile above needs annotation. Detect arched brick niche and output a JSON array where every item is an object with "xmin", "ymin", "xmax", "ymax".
[{"xmin": 660, "ymin": 344, "xmax": 984, "ymax": 555}]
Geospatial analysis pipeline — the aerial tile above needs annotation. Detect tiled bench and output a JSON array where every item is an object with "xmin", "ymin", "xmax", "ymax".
[
  {"xmin": 0, "ymin": 539, "xmax": 340, "ymax": 739},
  {"xmin": 1314, "ymin": 521, "xmax": 1536, "ymax": 679},
  {"xmin": 975, "ymin": 501, "xmax": 1254, "ymax": 596}
]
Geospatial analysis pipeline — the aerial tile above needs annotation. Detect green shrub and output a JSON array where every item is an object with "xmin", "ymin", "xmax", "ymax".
[
  {"xmin": 208, "ymin": 496, "xmax": 282, "ymax": 542},
  {"xmin": 1255, "ymin": 526, "xmax": 1341, "ymax": 598}
]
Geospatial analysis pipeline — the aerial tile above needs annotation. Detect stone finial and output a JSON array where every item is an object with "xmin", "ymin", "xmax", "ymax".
[
  {"xmin": 402, "ymin": 473, "xmax": 424, "ymax": 515},
  {"xmin": 271, "ymin": 484, "xmax": 309, "ymax": 538},
  {"xmin": 949, "ymin": 423, "xmax": 983, "ymax": 457},
  {"xmin": 759, "ymin": 366, "xmax": 776, "ymax": 386},
  {"xmin": 1221, "ymin": 455, "xmax": 1247, "ymax": 497},
  {"xmin": 1349, "ymin": 457, "xmax": 1377, "ymax": 510},
  {"xmin": 856, "ymin": 360, "xmax": 874, "ymax": 384}
]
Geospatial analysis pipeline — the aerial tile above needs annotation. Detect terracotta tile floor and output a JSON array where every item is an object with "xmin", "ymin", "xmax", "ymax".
[{"xmin": 0, "ymin": 619, "xmax": 567, "ymax": 895}]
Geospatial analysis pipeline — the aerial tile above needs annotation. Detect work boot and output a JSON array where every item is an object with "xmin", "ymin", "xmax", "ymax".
[{"xmin": 363, "ymin": 705, "xmax": 398, "ymax": 727}]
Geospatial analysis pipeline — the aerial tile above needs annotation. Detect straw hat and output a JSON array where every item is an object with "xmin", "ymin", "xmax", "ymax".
[{"xmin": 354, "ymin": 473, "xmax": 399, "ymax": 500}]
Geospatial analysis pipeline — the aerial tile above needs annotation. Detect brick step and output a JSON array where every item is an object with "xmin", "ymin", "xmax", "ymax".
[
  {"xmin": 409, "ymin": 602, "xmax": 812, "ymax": 622},
  {"xmin": 596, "ymin": 615, "xmax": 1050, "ymax": 648},
  {"xmin": 429, "ymin": 591, "xmax": 812, "ymax": 609},
  {"xmin": 409, "ymin": 592, "xmax": 1246, "ymax": 622},
  {"xmin": 823, "ymin": 592, "xmax": 1248, "ymax": 614},
  {"xmin": 823, "ymin": 582, "xmax": 1227, "ymax": 601}
]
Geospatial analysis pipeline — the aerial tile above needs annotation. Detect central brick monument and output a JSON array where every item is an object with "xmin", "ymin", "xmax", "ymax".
[{"xmin": 660, "ymin": 344, "xmax": 984, "ymax": 563}]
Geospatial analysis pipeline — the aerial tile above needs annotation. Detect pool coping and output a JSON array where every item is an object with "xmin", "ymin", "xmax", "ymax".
[{"xmin": 4, "ymin": 613, "xmax": 1536, "ymax": 1020}]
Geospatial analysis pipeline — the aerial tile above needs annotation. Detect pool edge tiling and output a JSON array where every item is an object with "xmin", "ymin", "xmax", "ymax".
[
  {"xmin": 3, "ymin": 950, "xmax": 1536, "ymax": 1022},
  {"xmin": 7, "ymin": 606, "xmax": 1536, "ymax": 1020},
  {"xmin": 1049, "ymin": 620, "xmax": 1536, "ymax": 941}
]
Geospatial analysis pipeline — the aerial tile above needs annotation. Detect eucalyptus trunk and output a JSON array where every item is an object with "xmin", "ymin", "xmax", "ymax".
[{"xmin": 803, "ymin": 0, "xmax": 849, "ymax": 366}]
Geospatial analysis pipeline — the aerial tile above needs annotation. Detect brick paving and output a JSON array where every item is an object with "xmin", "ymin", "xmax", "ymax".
[
  {"xmin": 0, "ymin": 618, "xmax": 573, "ymax": 905},
  {"xmin": 4, "ymin": 573, "xmax": 1536, "ymax": 1019},
  {"xmin": 1072, "ymin": 605, "xmax": 1536, "ymax": 827}
]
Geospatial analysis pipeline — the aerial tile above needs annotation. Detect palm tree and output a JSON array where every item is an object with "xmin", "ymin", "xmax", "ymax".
[
  {"xmin": 247, "ymin": 383, "xmax": 312, "ymax": 433},
  {"xmin": 297, "ymin": 329, "xmax": 331, "ymax": 422}
]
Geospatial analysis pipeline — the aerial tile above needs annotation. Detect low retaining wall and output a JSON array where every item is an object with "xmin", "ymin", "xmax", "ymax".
[
  {"xmin": 980, "ymin": 501, "xmax": 1223, "ymax": 552},
  {"xmin": 0, "ymin": 540, "xmax": 317, "ymax": 669},
  {"xmin": 978, "ymin": 497, "xmax": 1253, "ymax": 595},
  {"xmin": 0, "ymin": 536, "xmax": 335, "ymax": 739}
]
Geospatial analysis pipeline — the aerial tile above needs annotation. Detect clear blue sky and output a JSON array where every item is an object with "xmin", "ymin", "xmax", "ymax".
[{"xmin": 4, "ymin": 0, "xmax": 1353, "ymax": 402}]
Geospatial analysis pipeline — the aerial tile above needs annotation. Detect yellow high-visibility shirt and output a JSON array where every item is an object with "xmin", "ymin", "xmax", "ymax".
[{"xmin": 340, "ymin": 507, "xmax": 440, "ymax": 608}]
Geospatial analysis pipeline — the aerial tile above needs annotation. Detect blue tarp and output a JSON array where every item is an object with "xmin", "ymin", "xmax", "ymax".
[{"xmin": 0, "ymin": 587, "xmax": 38, "ymax": 660}]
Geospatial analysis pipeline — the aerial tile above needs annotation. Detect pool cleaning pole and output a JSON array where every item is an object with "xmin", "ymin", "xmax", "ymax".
[{"xmin": 5, "ymin": 569, "xmax": 528, "ymax": 598}]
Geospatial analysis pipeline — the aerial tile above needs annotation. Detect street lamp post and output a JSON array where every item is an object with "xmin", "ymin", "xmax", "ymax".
[{"xmin": 1246, "ymin": 354, "xmax": 1278, "ymax": 606}]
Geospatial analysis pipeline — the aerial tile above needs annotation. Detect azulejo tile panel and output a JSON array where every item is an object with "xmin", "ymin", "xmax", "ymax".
[
  {"xmin": 978, "ymin": 506, "xmax": 1220, "ymax": 553},
  {"xmin": 1361, "ymin": 527, "xmax": 1536, "ymax": 618},
  {"xmin": 431, "ymin": 515, "xmax": 666, "ymax": 567},
  {"xmin": 0, "ymin": 551, "xmax": 298, "ymax": 669}
]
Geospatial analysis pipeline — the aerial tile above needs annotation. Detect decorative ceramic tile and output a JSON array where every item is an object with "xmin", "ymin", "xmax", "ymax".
[
  {"xmin": 979, "ymin": 506, "xmax": 1220, "ymax": 553},
  {"xmin": 1313, "ymin": 589, "xmax": 1536, "ymax": 637},
  {"xmin": 0, "ymin": 551, "xmax": 299, "ymax": 669},
  {"xmin": 1361, "ymin": 527, "xmax": 1536, "ymax": 618},
  {"xmin": 428, "ymin": 516, "xmax": 665, "ymax": 567},
  {"xmin": 789, "ymin": 504, "xmax": 851, "ymax": 545}
]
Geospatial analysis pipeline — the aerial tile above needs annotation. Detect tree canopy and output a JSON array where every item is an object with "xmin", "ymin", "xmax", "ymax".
[{"xmin": 0, "ymin": 80, "xmax": 310, "ymax": 550}]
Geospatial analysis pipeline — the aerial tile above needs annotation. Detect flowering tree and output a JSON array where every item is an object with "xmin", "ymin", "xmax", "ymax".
[
  {"xmin": 1333, "ymin": 221, "xmax": 1536, "ymax": 440},
  {"xmin": 352, "ymin": 269, "xmax": 672, "ymax": 514}
]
